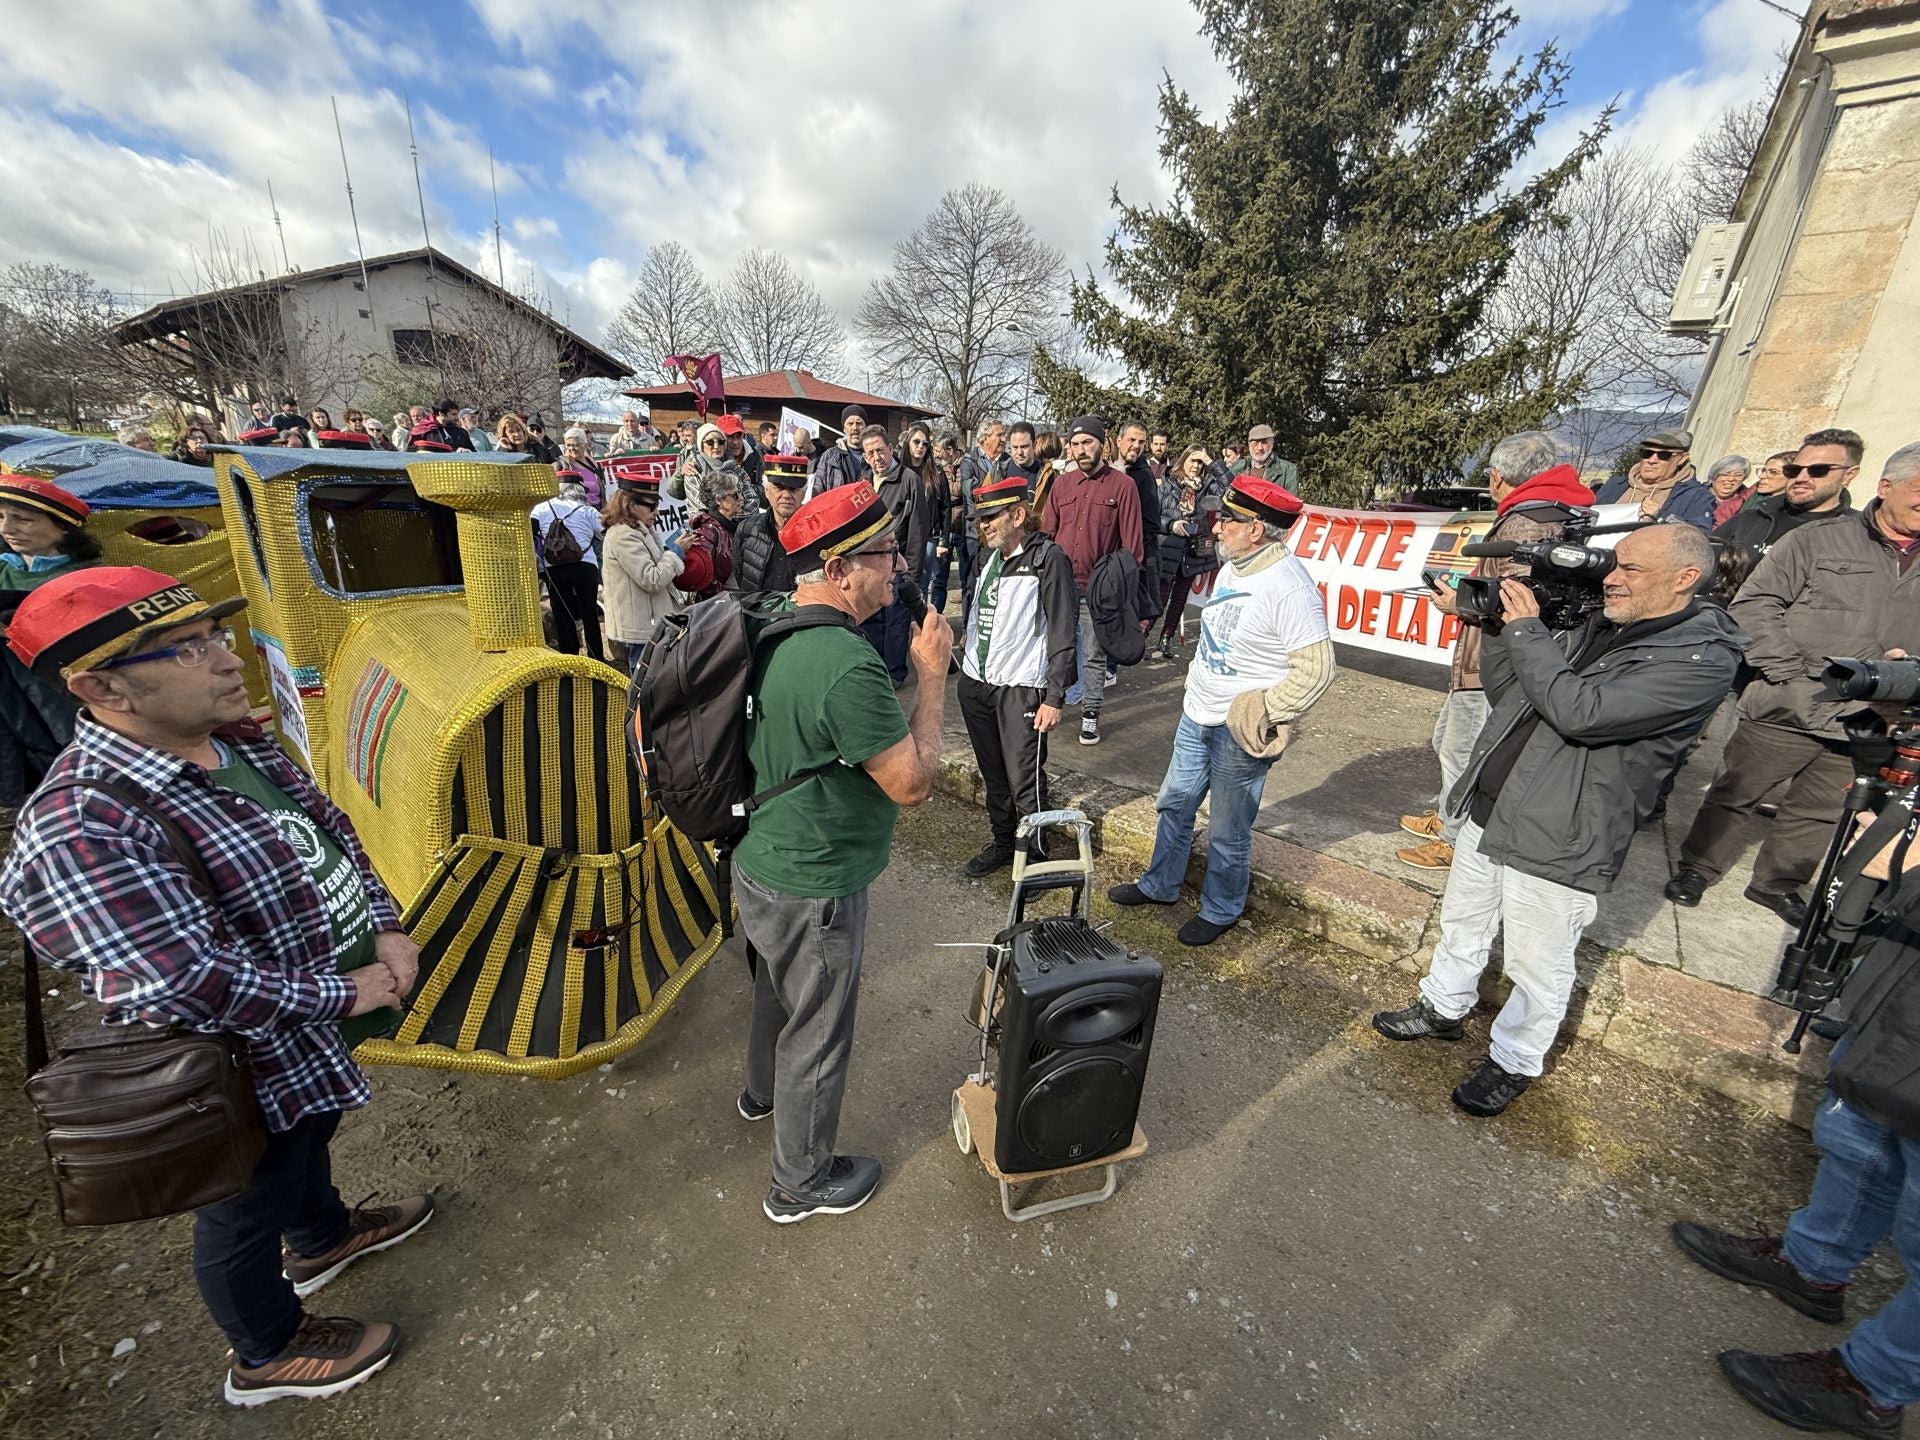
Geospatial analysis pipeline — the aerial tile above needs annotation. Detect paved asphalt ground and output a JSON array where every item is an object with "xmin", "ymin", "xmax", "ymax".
[{"xmin": 3, "ymin": 795, "xmax": 1889, "ymax": 1440}]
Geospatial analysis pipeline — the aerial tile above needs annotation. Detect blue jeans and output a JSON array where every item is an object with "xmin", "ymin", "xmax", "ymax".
[
  {"xmin": 921, "ymin": 539, "xmax": 951, "ymax": 616},
  {"xmin": 1782, "ymin": 1091, "xmax": 1920, "ymax": 1408},
  {"xmin": 1137, "ymin": 714, "xmax": 1275, "ymax": 925}
]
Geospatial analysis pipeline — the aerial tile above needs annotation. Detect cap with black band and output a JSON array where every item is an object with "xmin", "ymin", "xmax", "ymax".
[{"xmin": 7, "ymin": 566, "xmax": 247, "ymax": 680}]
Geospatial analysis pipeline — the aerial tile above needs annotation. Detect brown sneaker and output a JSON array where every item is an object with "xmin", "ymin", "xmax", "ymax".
[
  {"xmin": 1396, "ymin": 839, "xmax": 1454, "ymax": 870},
  {"xmin": 285, "ymin": 1193, "xmax": 435, "ymax": 1298},
  {"xmin": 223, "ymin": 1315, "xmax": 398, "ymax": 1407},
  {"xmin": 1399, "ymin": 810, "xmax": 1442, "ymax": 839}
]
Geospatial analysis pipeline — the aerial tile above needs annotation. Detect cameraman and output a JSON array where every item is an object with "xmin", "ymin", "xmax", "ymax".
[
  {"xmin": 1670, "ymin": 816, "xmax": 1920, "ymax": 1436},
  {"xmin": 1372, "ymin": 525, "xmax": 1744, "ymax": 1115}
]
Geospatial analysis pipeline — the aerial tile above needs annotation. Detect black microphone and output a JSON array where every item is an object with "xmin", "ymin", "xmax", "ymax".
[
  {"xmin": 1459, "ymin": 539, "xmax": 1522, "ymax": 559},
  {"xmin": 896, "ymin": 572, "xmax": 929, "ymax": 625}
]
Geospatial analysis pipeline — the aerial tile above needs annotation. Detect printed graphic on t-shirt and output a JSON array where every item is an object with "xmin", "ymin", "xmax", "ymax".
[
  {"xmin": 267, "ymin": 810, "xmax": 374, "ymax": 952},
  {"xmin": 1198, "ymin": 588, "xmax": 1250, "ymax": 676}
]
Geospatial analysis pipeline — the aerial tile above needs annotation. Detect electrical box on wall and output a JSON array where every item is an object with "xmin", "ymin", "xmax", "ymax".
[{"xmin": 1668, "ymin": 222, "xmax": 1747, "ymax": 331}]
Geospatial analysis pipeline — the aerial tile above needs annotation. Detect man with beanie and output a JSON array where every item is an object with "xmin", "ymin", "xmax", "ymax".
[
  {"xmin": 957, "ymin": 474, "xmax": 1079, "ymax": 877},
  {"xmin": 1040, "ymin": 416, "xmax": 1143, "ymax": 747},
  {"xmin": 0, "ymin": 568, "xmax": 434, "ymax": 1406},
  {"xmin": 730, "ymin": 482, "xmax": 951, "ymax": 1223},
  {"xmin": 1108, "ymin": 477, "xmax": 1334, "ymax": 946},
  {"xmin": 1397, "ymin": 434, "xmax": 1595, "ymax": 870},
  {"xmin": 809, "ymin": 405, "xmax": 869, "ymax": 495}
]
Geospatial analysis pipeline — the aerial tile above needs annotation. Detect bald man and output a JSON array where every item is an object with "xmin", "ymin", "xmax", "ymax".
[{"xmin": 1372, "ymin": 524, "xmax": 1746, "ymax": 1116}]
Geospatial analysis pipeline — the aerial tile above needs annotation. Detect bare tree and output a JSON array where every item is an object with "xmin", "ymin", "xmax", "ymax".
[
  {"xmin": 712, "ymin": 249, "xmax": 844, "ymax": 375},
  {"xmin": 0, "ymin": 263, "xmax": 124, "ymax": 424},
  {"xmin": 111, "ymin": 232, "xmax": 354, "ymax": 414},
  {"xmin": 856, "ymin": 184, "xmax": 1067, "ymax": 436},
  {"xmin": 604, "ymin": 241, "xmax": 717, "ymax": 369}
]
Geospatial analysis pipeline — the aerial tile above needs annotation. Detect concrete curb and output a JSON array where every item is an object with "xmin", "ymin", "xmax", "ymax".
[{"xmin": 934, "ymin": 744, "xmax": 1826, "ymax": 1127}]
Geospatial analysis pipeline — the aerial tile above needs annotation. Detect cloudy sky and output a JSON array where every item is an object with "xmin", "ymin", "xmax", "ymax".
[{"xmin": 0, "ymin": 0, "xmax": 1799, "ymax": 392}]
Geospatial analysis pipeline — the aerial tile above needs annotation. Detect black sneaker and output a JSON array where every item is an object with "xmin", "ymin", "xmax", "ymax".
[
  {"xmin": 764, "ymin": 1155, "xmax": 882, "ymax": 1224},
  {"xmin": 1718, "ymin": 1349, "xmax": 1903, "ymax": 1436},
  {"xmin": 964, "ymin": 844, "xmax": 1015, "ymax": 878},
  {"xmin": 1178, "ymin": 914, "xmax": 1234, "ymax": 947},
  {"xmin": 1746, "ymin": 885, "xmax": 1811, "ymax": 928},
  {"xmin": 1451, "ymin": 1058, "xmax": 1531, "ymax": 1116},
  {"xmin": 1664, "ymin": 868, "xmax": 1708, "ymax": 907},
  {"xmin": 737, "ymin": 1089, "xmax": 773, "ymax": 1122},
  {"xmin": 1107, "ymin": 882, "xmax": 1175, "ymax": 907},
  {"xmin": 1371, "ymin": 996, "xmax": 1466, "ymax": 1042},
  {"xmin": 1670, "ymin": 1222, "xmax": 1845, "ymax": 1323},
  {"xmin": 1079, "ymin": 715, "xmax": 1101, "ymax": 746}
]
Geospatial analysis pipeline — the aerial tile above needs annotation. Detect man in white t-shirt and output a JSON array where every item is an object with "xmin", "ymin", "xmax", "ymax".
[
  {"xmin": 530, "ymin": 481, "xmax": 606, "ymax": 660},
  {"xmin": 1108, "ymin": 476, "xmax": 1337, "ymax": 946}
]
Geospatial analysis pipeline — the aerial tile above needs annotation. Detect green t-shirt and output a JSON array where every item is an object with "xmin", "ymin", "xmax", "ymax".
[
  {"xmin": 730, "ymin": 616, "xmax": 911, "ymax": 899},
  {"xmin": 210, "ymin": 744, "xmax": 394, "ymax": 1048}
]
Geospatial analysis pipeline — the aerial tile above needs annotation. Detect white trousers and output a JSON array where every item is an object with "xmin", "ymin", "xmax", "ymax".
[{"xmin": 1417, "ymin": 820, "xmax": 1598, "ymax": 1077}]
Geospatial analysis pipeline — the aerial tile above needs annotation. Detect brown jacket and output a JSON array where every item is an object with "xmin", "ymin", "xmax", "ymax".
[{"xmin": 1446, "ymin": 505, "xmax": 1579, "ymax": 691}]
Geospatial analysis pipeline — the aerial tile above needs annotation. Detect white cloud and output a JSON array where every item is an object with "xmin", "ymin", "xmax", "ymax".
[{"xmin": 1616, "ymin": 0, "xmax": 1799, "ymax": 160}]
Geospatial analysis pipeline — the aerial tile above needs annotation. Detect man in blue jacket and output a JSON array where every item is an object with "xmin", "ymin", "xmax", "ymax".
[{"xmin": 1595, "ymin": 428, "xmax": 1715, "ymax": 530}]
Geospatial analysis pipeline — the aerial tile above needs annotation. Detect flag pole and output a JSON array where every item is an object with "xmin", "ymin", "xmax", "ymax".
[{"xmin": 331, "ymin": 96, "xmax": 376, "ymax": 328}]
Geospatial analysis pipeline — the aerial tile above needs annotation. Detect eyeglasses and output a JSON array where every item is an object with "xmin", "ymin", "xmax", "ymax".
[
  {"xmin": 702, "ymin": 438, "xmax": 726, "ymax": 448},
  {"xmin": 856, "ymin": 545, "xmax": 902, "ymax": 561},
  {"xmin": 1640, "ymin": 448, "xmax": 1679, "ymax": 460},
  {"xmin": 96, "ymin": 627, "xmax": 238, "ymax": 671},
  {"xmin": 1783, "ymin": 462, "xmax": 1854, "ymax": 479}
]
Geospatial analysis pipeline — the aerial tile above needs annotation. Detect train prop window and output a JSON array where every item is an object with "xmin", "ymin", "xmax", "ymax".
[
  {"xmin": 303, "ymin": 478, "xmax": 465, "ymax": 596},
  {"xmin": 231, "ymin": 471, "xmax": 273, "ymax": 595}
]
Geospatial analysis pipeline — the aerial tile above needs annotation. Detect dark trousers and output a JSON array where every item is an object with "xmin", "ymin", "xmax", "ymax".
[
  {"xmin": 193, "ymin": 1110, "xmax": 351, "ymax": 1367},
  {"xmin": 958, "ymin": 675, "xmax": 1049, "ymax": 851},
  {"xmin": 546, "ymin": 560, "xmax": 603, "ymax": 660},
  {"xmin": 1680, "ymin": 717, "xmax": 1856, "ymax": 894},
  {"xmin": 858, "ymin": 598, "xmax": 911, "ymax": 686},
  {"xmin": 734, "ymin": 863, "xmax": 869, "ymax": 1192},
  {"xmin": 1157, "ymin": 571, "xmax": 1194, "ymax": 642},
  {"xmin": 955, "ymin": 537, "xmax": 982, "ymax": 624}
]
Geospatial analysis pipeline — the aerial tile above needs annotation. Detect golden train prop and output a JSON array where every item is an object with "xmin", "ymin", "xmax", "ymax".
[{"xmin": 203, "ymin": 446, "xmax": 727, "ymax": 1077}]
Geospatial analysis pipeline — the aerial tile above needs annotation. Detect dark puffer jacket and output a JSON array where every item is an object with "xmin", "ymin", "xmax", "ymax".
[
  {"xmin": 1451, "ymin": 603, "xmax": 1747, "ymax": 893},
  {"xmin": 733, "ymin": 507, "xmax": 796, "ymax": 593}
]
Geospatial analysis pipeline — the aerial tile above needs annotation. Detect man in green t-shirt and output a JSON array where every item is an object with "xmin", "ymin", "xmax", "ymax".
[{"xmin": 731, "ymin": 480, "xmax": 952, "ymax": 1224}]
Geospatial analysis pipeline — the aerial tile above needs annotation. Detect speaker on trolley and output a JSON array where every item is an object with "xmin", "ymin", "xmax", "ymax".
[{"xmin": 992, "ymin": 916, "xmax": 1162, "ymax": 1174}]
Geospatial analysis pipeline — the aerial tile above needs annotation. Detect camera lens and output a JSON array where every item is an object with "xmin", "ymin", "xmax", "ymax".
[{"xmin": 1822, "ymin": 657, "xmax": 1920, "ymax": 705}]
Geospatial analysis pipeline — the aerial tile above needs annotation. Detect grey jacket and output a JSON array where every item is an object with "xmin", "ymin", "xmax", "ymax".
[
  {"xmin": 1732, "ymin": 502, "xmax": 1920, "ymax": 738},
  {"xmin": 1449, "ymin": 604, "xmax": 1747, "ymax": 893}
]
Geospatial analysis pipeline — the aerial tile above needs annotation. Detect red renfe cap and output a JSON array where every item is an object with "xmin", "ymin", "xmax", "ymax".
[
  {"xmin": 0, "ymin": 474, "xmax": 90, "ymax": 528},
  {"xmin": 778, "ymin": 480, "xmax": 898, "ymax": 567},
  {"xmin": 7, "ymin": 565, "xmax": 247, "ymax": 679},
  {"xmin": 1221, "ymin": 475, "xmax": 1304, "ymax": 530}
]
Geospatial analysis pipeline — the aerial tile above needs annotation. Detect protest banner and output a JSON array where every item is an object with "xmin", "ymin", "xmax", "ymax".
[
  {"xmin": 1277, "ymin": 502, "xmax": 1639, "ymax": 666},
  {"xmin": 602, "ymin": 452, "xmax": 690, "ymax": 536}
]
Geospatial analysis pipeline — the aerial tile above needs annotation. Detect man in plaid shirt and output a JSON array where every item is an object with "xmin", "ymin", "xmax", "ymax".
[{"xmin": 1, "ymin": 567, "xmax": 434, "ymax": 1407}]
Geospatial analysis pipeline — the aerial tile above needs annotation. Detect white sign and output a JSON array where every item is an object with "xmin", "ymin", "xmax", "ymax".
[
  {"xmin": 251, "ymin": 630, "xmax": 314, "ymax": 767},
  {"xmin": 778, "ymin": 407, "xmax": 820, "ymax": 453}
]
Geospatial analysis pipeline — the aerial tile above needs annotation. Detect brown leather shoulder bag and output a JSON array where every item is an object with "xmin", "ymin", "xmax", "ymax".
[{"xmin": 21, "ymin": 778, "xmax": 267, "ymax": 1227}]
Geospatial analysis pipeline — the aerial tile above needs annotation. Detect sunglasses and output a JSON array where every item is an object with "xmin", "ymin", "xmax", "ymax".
[
  {"xmin": 1782, "ymin": 462, "xmax": 1853, "ymax": 479},
  {"xmin": 1640, "ymin": 448, "xmax": 1679, "ymax": 460}
]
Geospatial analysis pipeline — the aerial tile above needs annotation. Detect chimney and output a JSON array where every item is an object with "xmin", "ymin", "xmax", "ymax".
[{"xmin": 407, "ymin": 459, "xmax": 557, "ymax": 652}]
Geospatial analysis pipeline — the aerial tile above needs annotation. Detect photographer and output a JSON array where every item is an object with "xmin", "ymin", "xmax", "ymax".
[
  {"xmin": 1670, "ymin": 814, "xmax": 1920, "ymax": 1436},
  {"xmin": 1372, "ymin": 525, "xmax": 1744, "ymax": 1115}
]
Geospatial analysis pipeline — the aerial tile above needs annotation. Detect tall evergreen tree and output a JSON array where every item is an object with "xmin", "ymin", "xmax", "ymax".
[{"xmin": 1041, "ymin": 0, "xmax": 1607, "ymax": 504}]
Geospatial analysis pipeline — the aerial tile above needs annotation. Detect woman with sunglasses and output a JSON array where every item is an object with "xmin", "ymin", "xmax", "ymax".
[
  {"xmin": 1595, "ymin": 428, "xmax": 1716, "ymax": 530},
  {"xmin": 673, "ymin": 421, "xmax": 750, "ymax": 517}
]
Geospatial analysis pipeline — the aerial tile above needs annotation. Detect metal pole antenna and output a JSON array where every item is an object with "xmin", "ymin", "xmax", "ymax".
[
  {"xmin": 490, "ymin": 147, "xmax": 506, "ymax": 287},
  {"xmin": 404, "ymin": 92, "xmax": 438, "ymax": 332},
  {"xmin": 332, "ymin": 96, "xmax": 376, "ymax": 328},
  {"xmin": 268, "ymin": 181, "xmax": 292, "ymax": 272}
]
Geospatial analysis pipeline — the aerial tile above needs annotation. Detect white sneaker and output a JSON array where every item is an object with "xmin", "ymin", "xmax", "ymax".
[{"xmin": 1080, "ymin": 716, "xmax": 1101, "ymax": 746}]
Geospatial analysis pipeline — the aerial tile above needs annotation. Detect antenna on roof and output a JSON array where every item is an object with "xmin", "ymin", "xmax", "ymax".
[
  {"xmin": 267, "ymin": 181, "xmax": 293, "ymax": 273},
  {"xmin": 489, "ymin": 146, "xmax": 505, "ymax": 287},
  {"xmin": 332, "ymin": 96, "xmax": 376, "ymax": 328},
  {"xmin": 404, "ymin": 92, "xmax": 438, "ymax": 331}
]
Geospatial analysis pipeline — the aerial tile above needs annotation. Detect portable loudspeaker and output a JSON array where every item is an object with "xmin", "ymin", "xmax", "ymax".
[{"xmin": 993, "ymin": 916, "xmax": 1161, "ymax": 1173}]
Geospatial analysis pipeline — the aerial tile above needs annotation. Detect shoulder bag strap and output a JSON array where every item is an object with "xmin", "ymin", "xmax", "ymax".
[{"xmin": 20, "ymin": 777, "xmax": 213, "ymax": 1077}]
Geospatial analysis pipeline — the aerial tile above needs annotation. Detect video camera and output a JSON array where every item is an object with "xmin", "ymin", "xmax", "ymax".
[
  {"xmin": 1452, "ymin": 513, "xmax": 1646, "ymax": 632},
  {"xmin": 1769, "ymin": 659, "xmax": 1920, "ymax": 1050}
]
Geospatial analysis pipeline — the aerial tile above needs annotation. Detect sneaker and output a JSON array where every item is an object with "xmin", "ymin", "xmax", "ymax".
[
  {"xmin": 1079, "ymin": 716, "xmax": 1101, "ymax": 746},
  {"xmin": 1399, "ymin": 810, "xmax": 1442, "ymax": 839},
  {"xmin": 964, "ymin": 843, "xmax": 1015, "ymax": 878},
  {"xmin": 284, "ymin": 1195, "xmax": 434, "ymax": 1298},
  {"xmin": 1154, "ymin": 637, "xmax": 1174, "ymax": 662},
  {"xmin": 1451, "ymin": 1058, "xmax": 1531, "ymax": 1116},
  {"xmin": 737, "ymin": 1089, "xmax": 773, "ymax": 1122},
  {"xmin": 1396, "ymin": 839, "xmax": 1454, "ymax": 870},
  {"xmin": 1664, "ymin": 867, "xmax": 1708, "ymax": 907},
  {"xmin": 1746, "ymin": 885, "xmax": 1811, "ymax": 928},
  {"xmin": 1669, "ymin": 1222, "xmax": 1846, "ymax": 1323},
  {"xmin": 1371, "ymin": 996, "xmax": 1466, "ymax": 1042},
  {"xmin": 1177, "ymin": 914, "xmax": 1234, "ymax": 947},
  {"xmin": 1717, "ymin": 1349, "xmax": 1903, "ymax": 1436},
  {"xmin": 223, "ymin": 1315, "xmax": 399, "ymax": 1407},
  {"xmin": 1103, "ymin": 665, "xmax": 1117, "ymax": 690},
  {"xmin": 1107, "ymin": 881, "xmax": 1175, "ymax": 907},
  {"xmin": 764, "ymin": 1154, "xmax": 882, "ymax": 1224}
]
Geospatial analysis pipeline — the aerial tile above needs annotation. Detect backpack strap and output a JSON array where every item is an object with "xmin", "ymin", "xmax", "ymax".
[
  {"xmin": 20, "ymin": 777, "xmax": 212, "ymax": 1077},
  {"xmin": 731, "ymin": 605, "xmax": 864, "ymax": 822}
]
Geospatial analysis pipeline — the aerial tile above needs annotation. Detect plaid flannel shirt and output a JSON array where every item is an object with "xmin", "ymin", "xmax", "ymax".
[{"xmin": 0, "ymin": 715, "xmax": 403, "ymax": 1132}]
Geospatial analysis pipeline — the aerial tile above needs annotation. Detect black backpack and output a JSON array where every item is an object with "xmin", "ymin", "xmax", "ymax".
[
  {"xmin": 628, "ymin": 592, "xmax": 854, "ymax": 842},
  {"xmin": 540, "ymin": 504, "xmax": 587, "ymax": 567}
]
